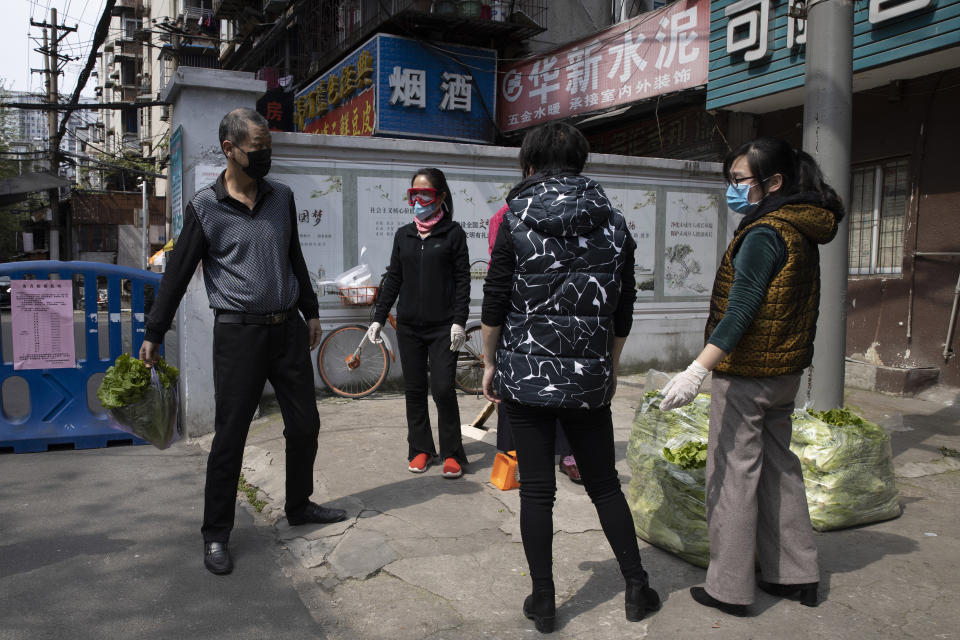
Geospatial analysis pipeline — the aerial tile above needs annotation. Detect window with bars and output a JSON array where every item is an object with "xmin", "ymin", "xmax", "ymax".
[{"xmin": 848, "ymin": 158, "xmax": 909, "ymax": 275}]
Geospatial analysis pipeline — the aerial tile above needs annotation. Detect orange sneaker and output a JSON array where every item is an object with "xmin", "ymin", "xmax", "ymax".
[
  {"xmin": 408, "ymin": 453, "xmax": 431, "ymax": 473},
  {"xmin": 442, "ymin": 457, "xmax": 463, "ymax": 479}
]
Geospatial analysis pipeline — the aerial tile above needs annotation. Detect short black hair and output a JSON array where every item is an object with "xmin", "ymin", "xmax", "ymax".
[
  {"xmin": 218, "ymin": 108, "xmax": 269, "ymax": 148},
  {"xmin": 412, "ymin": 167, "xmax": 454, "ymax": 220},
  {"xmin": 519, "ymin": 121, "xmax": 589, "ymax": 176}
]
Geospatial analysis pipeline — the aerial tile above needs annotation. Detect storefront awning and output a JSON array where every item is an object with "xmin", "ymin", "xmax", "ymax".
[{"xmin": 0, "ymin": 173, "xmax": 70, "ymax": 206}]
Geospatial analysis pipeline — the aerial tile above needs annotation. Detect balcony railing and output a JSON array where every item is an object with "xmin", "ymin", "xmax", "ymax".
[
  {"xmin": 111, "ymin": 0, "xmax": 149, "ymax": 16},
  {"xmin": 183, "ymin": 6, "xmax": 215, "ymax": 24},
  {"xmin": 122, "ymin": 133, "xmax": 140, "ymax": 152},
  {"xmin": 281, "ymin": 0, "xmax": 547, "ymax": 88}
]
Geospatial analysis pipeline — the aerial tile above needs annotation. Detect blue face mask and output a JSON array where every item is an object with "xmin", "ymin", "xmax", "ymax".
[
  {"xmin": 725, "ymin": 183, "xmax": 757, "ymax": 214},
  {"xmin": 413, "ymin": 201, "xmax": 439, "ymax": 220}
]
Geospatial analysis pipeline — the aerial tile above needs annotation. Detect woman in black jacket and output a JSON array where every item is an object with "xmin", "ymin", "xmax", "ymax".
[
  {"xmin": 370, "ymin": 168, "xmax": 471, "ymax": 478},
  {"xmin": 481, "ymin": 122, "xmax": 659, "ymax": 633}
]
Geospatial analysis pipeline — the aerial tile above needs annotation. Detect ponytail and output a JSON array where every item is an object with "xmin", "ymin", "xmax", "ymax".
[
  {"xmin": 794, "ymin": 149, "xmax": 845, "ymax": 220},
  {"xmin": 724, "ymin": 137, "xmax": 845, "ymax": 220}
]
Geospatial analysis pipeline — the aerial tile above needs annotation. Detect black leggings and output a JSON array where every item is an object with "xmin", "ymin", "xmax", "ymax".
[
  {"xmin": 504, "ymin": 400, "xmax": 646, "ymax": 591},
  {"xmin": 396, "ymin": 322, "xmax": 466, "ymax": 463}
]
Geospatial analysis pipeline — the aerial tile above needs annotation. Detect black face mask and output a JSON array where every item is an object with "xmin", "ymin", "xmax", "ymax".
[{"xmin": 239, "ymin": 147, "xmax": 272, "ymax": 179}]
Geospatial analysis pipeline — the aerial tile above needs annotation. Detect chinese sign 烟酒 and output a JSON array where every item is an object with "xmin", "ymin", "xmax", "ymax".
[{"xmin": 295, "ymin": 34, "xmax": 497, "ymax": 143}]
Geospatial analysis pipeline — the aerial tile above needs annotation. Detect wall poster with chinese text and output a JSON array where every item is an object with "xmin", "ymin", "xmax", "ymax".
[
  {"xmin": 663, "ymin": 191, "xmax": 720, "ymax": 296},
  {"xmin": 447, "ymin": 179, "xmax": 514, "ymax": 301},
  {"xmin": 275, "ymin": 174, "xmax": 344, "ymax": 294},
  {"xmin": 605, "ymin": 188, "xmax": 657, "ymax": 297},
  {"xmin": 357, "ymin": 176, "xmax": 413, "ymax": 287},
  {"xmin": 11, "ymin": 279, "xmax": 76, "ymax": 370}
]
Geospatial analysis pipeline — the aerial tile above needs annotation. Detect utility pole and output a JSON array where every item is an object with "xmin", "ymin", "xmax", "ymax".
[
  {"xmin": 801, "ymin": 0, "xmax": 854, "ymax": 410},
  {"xmin": 31, "ymin": 8, "xmax": 77, "ymax": 261},
  {"xmin": 140, "ymin": 178, "xmax": 148, "ymax": 270}
]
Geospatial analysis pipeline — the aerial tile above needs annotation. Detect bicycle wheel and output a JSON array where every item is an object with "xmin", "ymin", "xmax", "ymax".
[
  {"xmin": 454, "ymin": 325, "xmax": 485, "ymax": 395},
  {"xmin": 317, "ymin": 324, "xmax": 390, "ymax": 398}
]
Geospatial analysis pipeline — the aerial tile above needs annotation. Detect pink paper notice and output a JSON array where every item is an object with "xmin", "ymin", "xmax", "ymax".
[{"xmin": 11, "ymin": 279, "xmax": 77, "ymax": 370}]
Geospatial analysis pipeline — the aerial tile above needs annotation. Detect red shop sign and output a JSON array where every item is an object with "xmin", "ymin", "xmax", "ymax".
[{"xmin": 498, "ymin": 0, "xmax": 709, "ymax": 133}]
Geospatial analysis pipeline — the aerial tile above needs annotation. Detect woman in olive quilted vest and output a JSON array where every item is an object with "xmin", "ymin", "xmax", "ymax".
[
  {"xmin": 481, "ymin": 122, "xmax": 659, "ymax": 633},
  {"xmin": 660, "ymin": 138, "xmax": 844, "ymax": 616}
]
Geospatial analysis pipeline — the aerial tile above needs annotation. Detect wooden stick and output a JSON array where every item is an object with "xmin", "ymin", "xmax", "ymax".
[{"xmin": 469, "ymin": 401, "xmax": 497, "ymax": 430}]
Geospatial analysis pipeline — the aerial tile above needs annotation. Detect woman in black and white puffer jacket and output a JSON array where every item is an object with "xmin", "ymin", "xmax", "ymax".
[{"xmin": 481, "ymin": 122, "xmax": 659, "ymax": 634}]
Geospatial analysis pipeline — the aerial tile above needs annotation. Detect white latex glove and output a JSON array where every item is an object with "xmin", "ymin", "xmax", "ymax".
[
  {"xmin": 367, "ymin": 321, "xmax": 383, "ymax": 344},
  {"xmin": 659, "ymin": 361, "xmax": 710, "ymax": 411},
  {"xmin": 450, "ymin": 324, "xmax": 466, "ymax": 351}
]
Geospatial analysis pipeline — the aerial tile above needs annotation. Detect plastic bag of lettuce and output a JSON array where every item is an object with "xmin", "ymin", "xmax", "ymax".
[
  {"xmin": 626, "ymin": 388, "xmax": 712, "ymax": 567},
  {"xmin": 97, "ymin": 354, "xmax": 180, "ymax": 449},
  {"xmin": 626, "ymin": 373, "xmax": 900, "ymax": 568},
  {"xmin": 792, "ymin": 407, "xmax": 901, "ymax": 530}
]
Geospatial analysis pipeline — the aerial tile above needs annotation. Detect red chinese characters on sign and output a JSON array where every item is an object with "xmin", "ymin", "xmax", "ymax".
[{"xmin": 498, "ymin": 0, "xmax": 709, "ymax": 133}]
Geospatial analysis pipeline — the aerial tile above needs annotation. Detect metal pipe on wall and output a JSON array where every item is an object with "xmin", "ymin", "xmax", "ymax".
[
  {"xmin": 913, "ymin": 252, "xmax": 960, "ymax": 361},
  {"xmin": 945, "ymin": 270, "xmax": 960, "ymax": 361}
]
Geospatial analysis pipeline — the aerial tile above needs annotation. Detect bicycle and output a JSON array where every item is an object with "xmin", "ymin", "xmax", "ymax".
[{"xmin": 315, "ymin": 284, "xmax": 486, "ymax": 398}]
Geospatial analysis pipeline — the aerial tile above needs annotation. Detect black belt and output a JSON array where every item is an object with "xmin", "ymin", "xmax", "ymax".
[{"xmin": 215, "ymin": 309, "xmax": 294, "ymax": 325}]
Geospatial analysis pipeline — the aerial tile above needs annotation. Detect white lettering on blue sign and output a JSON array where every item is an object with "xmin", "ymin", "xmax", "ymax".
[
  {"xmin": 388, "ymin": 67, "xmax": 426, "ymax": 109},
  {"xmin": 869, "ymin": 0, "xmax": 932, "ymax": 23},
  {"xmin": 787, "ymin": 0, "xmax": 807, "ymax": 48},
  {"xmin": 439, "ymin": 72, "xmax": 473, "ymax": 112},
  {"xmin": 725, "ymin": 0, "xmax": 770, "ymax": 62}
]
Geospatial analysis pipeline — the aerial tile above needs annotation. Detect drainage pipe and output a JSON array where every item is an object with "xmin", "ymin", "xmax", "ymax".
[{"xmin": 913, "ymin": 252, "xmax": 960, "ymax": 361}]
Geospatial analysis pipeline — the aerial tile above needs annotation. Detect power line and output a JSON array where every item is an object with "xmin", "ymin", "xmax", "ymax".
[
  {"xmin": 61, "ymin": 149, "xmax": 166, "ymax": 179},
  {"xmin": 5, "ymin": 100, "xmax": 168, "ymax": 110}
]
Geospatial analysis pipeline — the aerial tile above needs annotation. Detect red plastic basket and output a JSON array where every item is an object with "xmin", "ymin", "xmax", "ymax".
[{"xmin": 338, "ymin": 286, "xmax": 377, "ymax": 306}]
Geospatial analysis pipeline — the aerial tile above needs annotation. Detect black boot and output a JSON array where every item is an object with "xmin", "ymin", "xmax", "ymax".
[
  {"xmin": 625, "ymin": 579, "xmax": 662, "ymax": 622},
  {"xmin": 523, "ymin": 590, "xmax": 556, "ymax": 634},
  {"xmin": 690, "ymin": 586, "xmax": 747, "ymax": 617},
  {"xmin": 758, "ymin": 580, "xmax": 819, "ymax": 607}
]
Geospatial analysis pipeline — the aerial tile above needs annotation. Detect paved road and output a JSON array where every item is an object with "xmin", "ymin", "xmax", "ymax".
[{"xmin": 0, "ymin": 442, "xmax": 324, "ymax": 640}]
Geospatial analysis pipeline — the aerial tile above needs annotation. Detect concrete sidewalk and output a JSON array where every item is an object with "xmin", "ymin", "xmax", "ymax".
[{"xmin": 201, "ymin": 375, "xmax": 960, "ymax": 639}]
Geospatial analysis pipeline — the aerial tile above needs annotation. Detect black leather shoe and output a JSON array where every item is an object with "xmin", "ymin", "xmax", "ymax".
[
  {"xmin": 758, "ymin": 580, "xmax": 819, "ymax": 607},
  {"xmin": 204, "ymin": 542, "xmax": 233, "ymax": 575},
  {"xmin": 287, "ymin": 502, "xmax": 348, "ymax": 526},
  {"xmin": 523, "ymin": 590, "xmax": 556, "ymax": 634},
  {"xmin": 690, "ymin": 586, "xmax": 747, "ymax": 617},
  {"xmin": 625, "ymin": 579, "xmax": 662, "ymax": 622}
]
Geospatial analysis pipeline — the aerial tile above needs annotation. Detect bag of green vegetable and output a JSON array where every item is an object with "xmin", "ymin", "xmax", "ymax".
[
  {"xmin": 626, "ymin": 381, "xmax": 712, "ymax": 568},
  {"xmin": 626, "ymin": 371, "xmax": 900, "ymax": 568},
  {"xmin": 97, "ymin": 353, "xmax": 180, "ymax": 449},
  {"xmin": 791, "ymin": 407, "xmax": 901, "ymax": 531}
]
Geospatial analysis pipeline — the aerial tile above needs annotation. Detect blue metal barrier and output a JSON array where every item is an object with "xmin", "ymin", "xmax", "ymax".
[{"xmin": 0, "ymin": 261, "xmax": 164, "ymax": 453}]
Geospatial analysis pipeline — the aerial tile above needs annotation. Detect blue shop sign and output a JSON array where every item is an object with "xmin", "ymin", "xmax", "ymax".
[
  {"xmin": 375, "ymin": 34, "xmax": 496, "ymax": 143},
  {"xmin": 707, "ymin": 0, "xmax": 960, "ymax": 110},
  {"xmin": 295, "ymin": 33, "xmax": 496, "ymax": 143}
]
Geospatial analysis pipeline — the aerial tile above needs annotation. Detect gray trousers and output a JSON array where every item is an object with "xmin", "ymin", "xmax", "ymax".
[{"xmin": 704, "ymin": 372, "xmax": 819, "ymax": 605}]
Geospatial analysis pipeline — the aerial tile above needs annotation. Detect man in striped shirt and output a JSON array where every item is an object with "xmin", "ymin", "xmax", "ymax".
[{"xmin": 141, "ymin": 108, "xmax": 346, "ymax": 576}]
